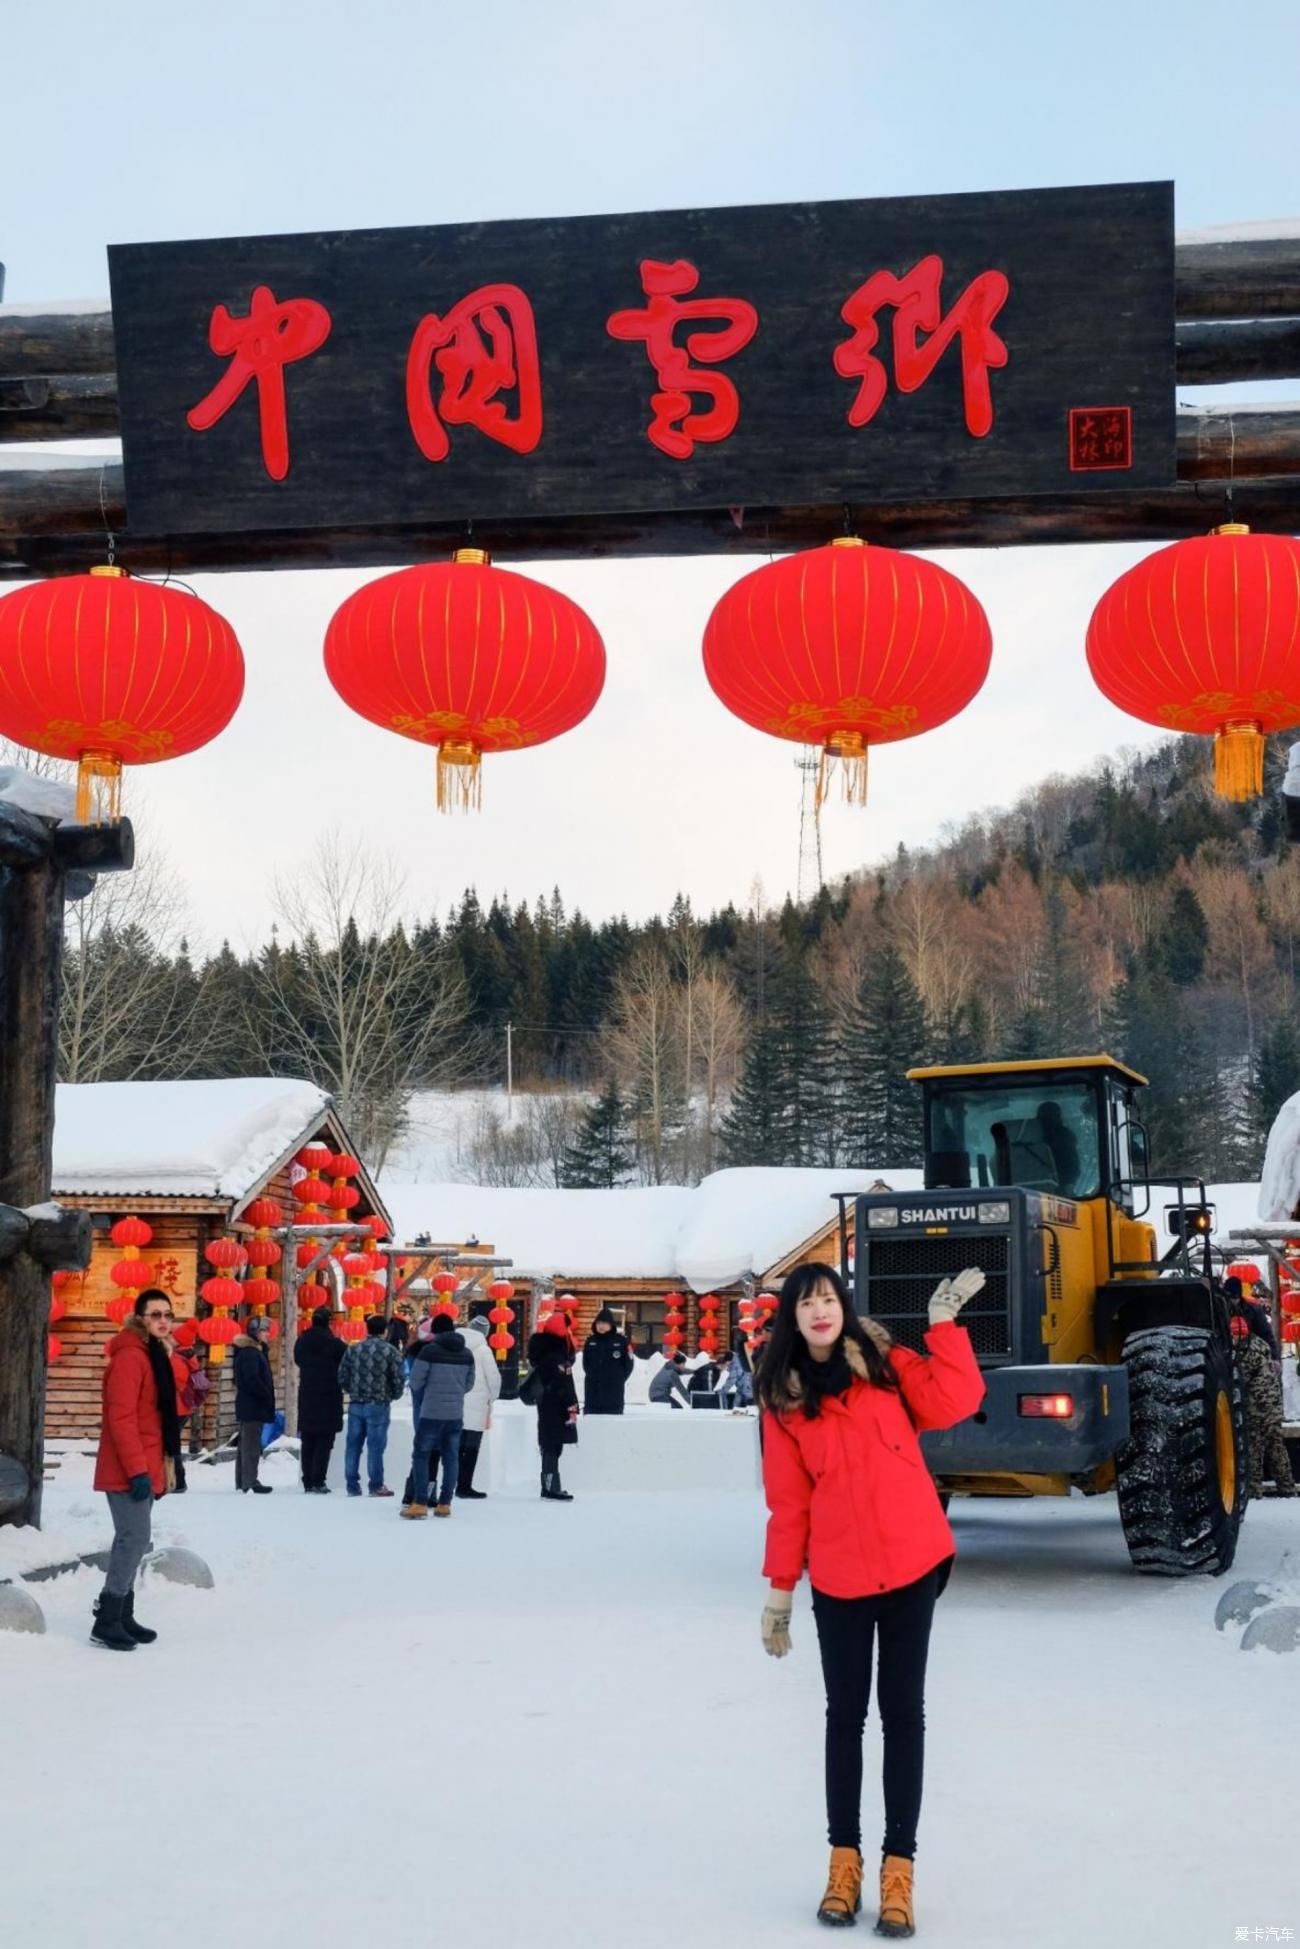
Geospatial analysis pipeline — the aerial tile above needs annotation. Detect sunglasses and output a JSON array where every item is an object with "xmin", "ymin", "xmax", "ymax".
[{"xmin": 144, "ymin": 1310, "xmax": 175, "ymax": 1322}]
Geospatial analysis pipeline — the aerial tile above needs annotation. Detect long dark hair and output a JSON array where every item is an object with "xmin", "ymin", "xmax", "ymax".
[{"xmin": 756, "ymin": 1262, "xmax": 897, "ymax": 1417}]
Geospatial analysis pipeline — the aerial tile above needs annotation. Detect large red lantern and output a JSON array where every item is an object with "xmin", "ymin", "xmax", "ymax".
[
  {"xmin": 0, "ymin": 566, "xmax": 244, "ymax": 821},
  {"xmin": 323, "ymin": 549, "xmax": 607, "ymax": 811},
  {"xmin": 702, "ymin": 537, "xmax": 991, "ymax": 806},
  {"xmin": 1087, "ymin": 524, "xmax": 1300, "ymax": 800},
  {"xmin": 243, "ymin": 1198, "xmax": 283, "ymax": 1230}
]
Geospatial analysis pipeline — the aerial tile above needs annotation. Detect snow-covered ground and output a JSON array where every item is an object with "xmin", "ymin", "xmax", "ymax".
[{"xmin": 2, "ymin": 1446, "xmax": 1295, "ymax": 1949}]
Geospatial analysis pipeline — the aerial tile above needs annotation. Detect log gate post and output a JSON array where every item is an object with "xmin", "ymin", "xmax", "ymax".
[{"xmin": 0, "ymin": 802, "xmax": 133, "ymax": 1527}]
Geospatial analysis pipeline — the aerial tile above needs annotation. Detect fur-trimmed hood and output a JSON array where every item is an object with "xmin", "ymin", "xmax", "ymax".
[{"xmin": 766, "ymin": 1318, "xmax": 893, "ymax": 1410}]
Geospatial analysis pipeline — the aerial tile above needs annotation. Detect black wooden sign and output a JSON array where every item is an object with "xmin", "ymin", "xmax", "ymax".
[{"xmin": 108, "ymin": 182, "xmax": 1175, "ymax": 540}]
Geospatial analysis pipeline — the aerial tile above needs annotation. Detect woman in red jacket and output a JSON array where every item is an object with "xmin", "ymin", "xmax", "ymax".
[
  {"xmin": 91, "ymin": 1291, "xmax": 186, "ymax": 1651},
  {"xmin": 758, "ymin": 1261, "xmax": 985, "ymax": 1938}
]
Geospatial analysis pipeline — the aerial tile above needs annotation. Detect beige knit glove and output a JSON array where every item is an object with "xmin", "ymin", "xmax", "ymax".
[
  {"xmin": 761, "ymin": 1588, "xmax": 793, "ymax": 1658},
  {"xmin": 928, "ymin": 1265, "xmax": 986, "ymax": 1326}
]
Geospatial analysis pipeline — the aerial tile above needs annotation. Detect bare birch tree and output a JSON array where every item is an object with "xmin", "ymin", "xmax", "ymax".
[
  {"xmin": 602, "ymin": 944, "xmax": 683, "ymax": 1183},
  {"xmin": 253, "ymin": 835, "xmax": 472, "ymax": 1172}
]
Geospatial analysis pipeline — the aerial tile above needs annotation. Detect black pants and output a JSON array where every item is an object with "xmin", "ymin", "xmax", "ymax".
[
  {"xmin": 235, "ymin": 1420, "xmax": 262, "ymax": 1490},
  {"xmin": 458, "ymin": 1429, "xmax": 483, "ymax": 1493},
  {"xmin": 540, "ymin": 1444, "xmax": 562, "ymax": 1481},
  {"xmin": 811, "ymin": 1566, "xmax": 941, "ymax": 1859},
  {"xmin": 300, "ymin": 1430, "xmax": 335, "ymax": 1490}
]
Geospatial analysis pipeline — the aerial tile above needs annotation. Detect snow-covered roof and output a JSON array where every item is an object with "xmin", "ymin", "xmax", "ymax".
[
  {"xmin": 52, "ymin": 1078, "xmax": 333, "ymax": 1200},
  {"xmin": 0, "ymin": 765, "xmax": 77, "ymax": 820},
  {"xmin": 379, "ymin": 1165, "xmax": 922, "ymax": 1290},
  {"xmin": 1259, "ymin": 1092, "xmax": 1300, "ymax": 1223}
]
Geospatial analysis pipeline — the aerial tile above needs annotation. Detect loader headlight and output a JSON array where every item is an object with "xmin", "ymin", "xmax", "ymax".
[
  {"xmin": 979, "ymin": 1202, "xmax": 1011, "ymax": 1224},
  {"xmin": 866, "ymin": 1206, "xmax": 900, "ymax": 1230}
]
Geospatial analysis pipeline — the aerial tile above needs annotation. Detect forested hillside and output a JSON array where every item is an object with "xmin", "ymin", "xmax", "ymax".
[{"xmin": 42, "ymin": 729, "xmax": 1300, "ymax": 1184}]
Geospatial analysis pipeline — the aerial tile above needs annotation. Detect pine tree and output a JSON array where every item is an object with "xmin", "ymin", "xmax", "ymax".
[
  {"xmin": 1111, "ymin": 954, "xmax": 1213, "ymax": 1177},
  {"xmin": 720, "ymin": 1021, "xmax": 788, "ymax": 1166},
  {"xmin": 560, "ymin": 1080, "xmax": 633, "ymax": 1187},
  {"xmin": 1161, "ymin": 881, "xmax": 1209, "ymax": 987},
  {"xmin": 839, "ymin": 944, "xmax": 928, "ymax": 1167},
  {"xmin": 771, "ymin": 956, "xmax": 837, "ymax": 1165}
]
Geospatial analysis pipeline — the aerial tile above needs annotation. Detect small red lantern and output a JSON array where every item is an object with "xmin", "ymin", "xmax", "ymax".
[
  {"xmin": 703, "ymin": 538, "xmax": 991, "ymax": 806},
  {"xmin": 294, "ymin": 1176, "xmax": 333, "ymax": 1207},
  {"xmin": 243, "ymin": 1197, "xmax": 283, "ymax": 1229},
  {"xmin": 337, "ymin": 1318, "xmax": 366, "ymax": 1342},
  {"xmin": 0, "ymin": 566, "xmax": 244, "ymax": 820},
  {"xmin": 433, "ymin": 1271, "xmax": 459, "ymax": 1295},
  {"xmin": 201, "ymin": 1275, "xmax": 243, "ymax": 1310},
  {"xmin": 489, "ymin": 1329, "xmax": 515, "ymax": 1352},
  {"xmin": 244, "ymin": 1277, "xmax": 281, "ymax": 1309},
  {"xmin": 342, "ymin": 1252, "xmax": 375, "ymax": 1280},
  {"xmin": 1087, "ymin": 525, "xmax": 1300, "ymax": 799},
  {"xmin": 110, "ymin": 1260, "xmax": 148, "ymax": 1289},
  {"xmin": 330, "ymin": 1184, "xmax": 361, "ymax": 1211},
  {"xmin": 106, "ymin": 1294, "xmax": 133, "ymax": 1327},
  {"xmin": 110, "ymin": 1216, "xmax": 153, "ymax": 1249},
  {"xmin": 246, "ymin": 1236, "xmax": 283, "ymax": 1269},
  {"xmin": 324, "ymin": 548, "xmax": 607, "ymax": 812},
  {"xmin": 488, "ymin": 1279, "xmax": 516, "ymax": 1303},
  {"xmin": 1282, "ymin": 1318, "xmax": 1300, "ymax": 1343},
  {"xmin": 296, "ymin": 1241, "xmax": 321, "ymax": 1270},
  {"xmin": 205, "ymin": 1237, "xmax": 248, "ymax": 1272},
  {"xmin": 1281, "ymin": 1293, "xmax": 1300, "ymax": 1318},
  {"xmin": 198, "ymin": 1314, "xmax": 240, "ymax": 1348},
  {"xmin": 47, "ymin": 1333, "xmax": 63, "ymax": 1362},
  {"xmin": 330, "ymin": 1153, "xmax": 362, "ymax": 1178},
  {"xmin": 297, "ymin": 1142, "xmax": 334, "ymax": 1173},
  {"xmin": 363, "ymin": 1215, "xmax": 389, "ymax": 1240}
]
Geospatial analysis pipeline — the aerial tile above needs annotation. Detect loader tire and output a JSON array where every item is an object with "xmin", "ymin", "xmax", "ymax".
[{"xmin": 1116, "ymin": 1325, "xmax": 1246, "ymax": 1578}]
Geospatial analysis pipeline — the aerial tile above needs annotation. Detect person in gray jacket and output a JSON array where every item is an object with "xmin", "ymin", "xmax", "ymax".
[{"xmin": 401, "ymin": 1315, "xmax": 474, "ymax": 1518}]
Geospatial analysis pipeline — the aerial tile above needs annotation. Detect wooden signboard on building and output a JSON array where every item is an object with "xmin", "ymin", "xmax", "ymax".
[
  {"xmin": 61, "ymin": 1230, "xmax": 200, "ymax": 1320},
  {"xmin": 107, "ymin": 181, "xmax": 1175, "ymax": 553}
]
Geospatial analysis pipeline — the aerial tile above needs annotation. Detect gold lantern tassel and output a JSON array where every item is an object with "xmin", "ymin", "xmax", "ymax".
[
  {"xmin": 815, "ymin": 732, "xmax": 869, "ymax": 810},
  {"xmin": 1214, "ymin": 722, "xmax": 1265, "ymax": 801},
  {"xmin": 437, "ymin": 740, "xmax": 483, "ymax": 813},
  {"xmin": 74, "ymin": 752, "xmax": 123, "ymax": 826}
]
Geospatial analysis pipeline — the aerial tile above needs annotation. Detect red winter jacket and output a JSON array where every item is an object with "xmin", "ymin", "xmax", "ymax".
[
  {"xmin": 762, "ymin": 1320, "xmax": 984, "ymax": 1599},
  {"xmin": 94, "ymin": 1317, "xmax": 168, "ymax": 1495}
]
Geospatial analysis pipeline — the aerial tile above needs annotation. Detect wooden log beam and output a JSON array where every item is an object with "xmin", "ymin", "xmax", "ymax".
[
  {"xmin": 0, "ymin": 373, "xmax": 119, "ymax": 442},
  {"xmin": 1, "ymin": 447, "xmax": 1298, "ymax": 575},
  {"xmin": 1176, "ymin": 316, "xmax": 1300, "ymax": 385},
  {"xmin": 0, "ymin": 304, "xmax": 115, "ymax": 376},
  {"xmin": 1174, "ymin": 227, "xmax": 1300, "ymax": 319}
]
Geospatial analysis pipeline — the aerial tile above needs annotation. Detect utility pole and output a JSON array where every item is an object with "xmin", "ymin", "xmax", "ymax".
[{"xmin": 505, "ymin": 1020, "xmax": 514, "ymax": 1120}]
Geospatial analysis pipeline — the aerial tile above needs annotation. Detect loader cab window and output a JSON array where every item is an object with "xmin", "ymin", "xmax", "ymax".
[
  {"xmin": 1107, "ymin": 1083, "xmax": 1147, "ymax": 1214},
  {"xmin": 926, "ymin": 1081, "xmax": 1103, "ymax": 1199}
]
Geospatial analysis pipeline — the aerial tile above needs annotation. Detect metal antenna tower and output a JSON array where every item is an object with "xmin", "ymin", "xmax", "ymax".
[{"xmin": 795, "ymin": 748, "xmax": 824, "ymax": 902}]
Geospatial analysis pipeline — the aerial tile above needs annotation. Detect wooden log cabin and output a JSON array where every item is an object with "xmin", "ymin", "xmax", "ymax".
[
  {"xmin": 384, "ymin": 1166, "xmax": 920, "ymax": 1360},
  {"xmin": 46, "ymin": 1077, "xmax": 391, "ymax": 1445}
]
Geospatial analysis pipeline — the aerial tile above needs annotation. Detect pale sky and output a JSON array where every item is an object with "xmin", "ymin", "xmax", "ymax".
[{"xmin": 3, "ymin": 0, "xmax": 1298, "ymax": 949}]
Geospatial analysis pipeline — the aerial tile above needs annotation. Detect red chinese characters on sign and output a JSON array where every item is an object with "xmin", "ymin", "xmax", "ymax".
[
  {"xmin": 607, "ymin": 259, "xmax": 759, "ymax": 460},
  {"xmin": 187, "ymin": 285, "xmax": 332, "ymax": 481},
  {"xmin": 1068, "ymin": 406, "xmax": 1132, "ymax": 471},
  {"xmin": 151, "ymin": 1256, "xmax": 183, "ymax": 1296},
  {"xmin": 834, "ymin": 255, "xmax": 1010, "ymax": 438},
  {"xmin": 406, "ymin": 284, "xmax": 543, "ymax": 462}
]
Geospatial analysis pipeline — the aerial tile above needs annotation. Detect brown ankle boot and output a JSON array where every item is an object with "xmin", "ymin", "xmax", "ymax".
[
  {"xmin": 874, "ymin": 1854, "xmax": 914, "ymax": 1938},
  {"xmin": 817, "ymin": 1846, "xmax": 862, "ymax": 1927}
]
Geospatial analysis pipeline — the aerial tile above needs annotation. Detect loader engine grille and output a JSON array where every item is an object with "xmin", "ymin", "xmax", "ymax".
[{"xmin": 863, "ymin": 1232, "xmax": 1011, "ymax": 1360}]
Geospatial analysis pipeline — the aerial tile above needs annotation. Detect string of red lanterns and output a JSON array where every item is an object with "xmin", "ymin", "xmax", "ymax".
[
  {"xmin": 242, "ymin": 1197, "xmax": 284, "ymax": 1339},
  {"xmin": 487, "ymin": 1278, "xmax": 516, "ymax": 1365},
  {"xmin": 198, "ymin": 1234, "xmax": 246, "ymax": 1363},
  {"xmin": 106, "ymin": 1216, "xmax": 154, "ymax": 1327},
  {"xmin": 663, "ymin": 1292, "xmax": 686, "ymax": 1356}
]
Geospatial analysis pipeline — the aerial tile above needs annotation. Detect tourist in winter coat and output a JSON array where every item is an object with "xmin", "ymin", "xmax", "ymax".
[
  {"xmin": 648, "ymin": 1351, "xmax": 691, "ymax": 1409},
  {"xmin": 91, "ymin": 1291, "xmax": 188, "ymax": 1651},
  {"xmin": 294, "ymin": 1306, "xmax": 345, "ymax": 1492},
  {"xmin": 582, "ymin": 1307, "xmax": 633, "ymax": 1414},
  {"xmin": 726, "ymin": 1329, "xmax": 756, "ymax": 1408},
  {"xmin": 758, "ymin": 1260, "xmax": 985, "ymax": 1937},
  {"xmin": 403, "ymin": 1315, "xmax": 474, "ymax": 1517},
  {"xmin": 457, "ymin": 1314, "xmax": 503, "ymax": 1498},
  {"xmin": 339, "ymin": 1315, "xmax": 406, "ymax": 1497},
  {"xmin": 232, "ymin": 1317, "xmax": 277, "ymax": 1494},
  {"xmin": 528, "ymin": 1314, "xmax": 580, "ymax": 1501}
]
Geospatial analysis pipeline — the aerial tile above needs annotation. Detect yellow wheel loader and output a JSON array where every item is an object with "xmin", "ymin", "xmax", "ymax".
[{"xmin": 839, "ymin": 1057, "xmax": 1247, "ymax": 1576}]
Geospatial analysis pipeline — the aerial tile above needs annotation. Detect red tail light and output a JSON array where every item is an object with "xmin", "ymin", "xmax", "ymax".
[{"xmin": 1018, "ymin": 1393, "xmax": 1074, "ymax": 1418}]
